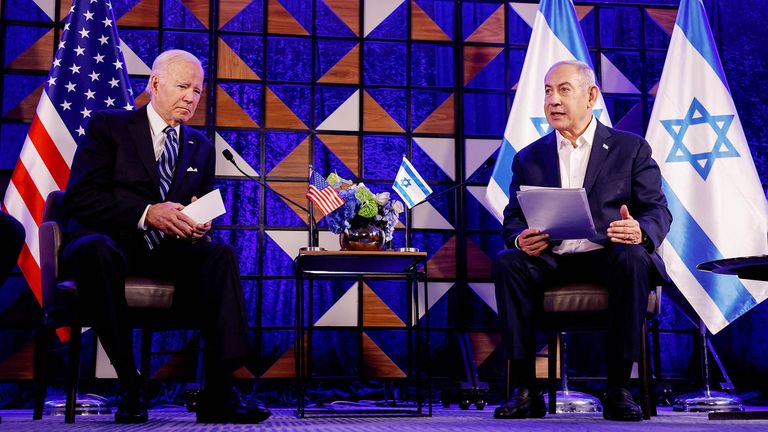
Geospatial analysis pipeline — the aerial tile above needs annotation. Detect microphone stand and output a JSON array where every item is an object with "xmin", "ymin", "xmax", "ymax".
[
  {"xmin": 397, "ymin": 157, "xmax": 496, "ymax": 252},
  {"xmin": 221, "ymin": 150, "xmax": 324, "ymax": 251}
]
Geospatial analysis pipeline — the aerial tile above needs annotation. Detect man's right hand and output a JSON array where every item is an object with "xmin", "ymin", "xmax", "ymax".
[
  {"xmin": 516, "ymin": 228, "xmax": 550, "ymax": 257},
  {"xmin": 146, "ymin": 202, "xmax": 197, "ymax": 238}
]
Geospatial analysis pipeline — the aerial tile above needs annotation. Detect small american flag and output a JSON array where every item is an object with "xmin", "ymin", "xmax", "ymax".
[
  {"xmin": 306, "ymin": 171, "xmax": 344, "ymax": 216},
  {"xmin": 2, "ymin": 0, "xmax": 133, "ymax": 305}
]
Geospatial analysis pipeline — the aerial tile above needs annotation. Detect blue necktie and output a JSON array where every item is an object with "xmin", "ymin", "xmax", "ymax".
[{"xmin": 144, "ymin": 127, "xmax": 179, "ymax": 249}]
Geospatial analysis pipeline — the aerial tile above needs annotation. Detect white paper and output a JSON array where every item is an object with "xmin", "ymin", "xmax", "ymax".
[
  {"xmin": 516, "ymin": 186, "xmax": 596, "ymax": 240},
  {"xmin": 181, "ymin": 189, "xmax": 226, "ymax": 224}
]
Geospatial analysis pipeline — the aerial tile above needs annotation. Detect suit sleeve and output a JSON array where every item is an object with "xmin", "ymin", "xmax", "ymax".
[
  {"xmin": 629, "ymin": 138, "xmax": 672, "ymax": 250},
  {"xmin": 64, "ymin": 112, "xmax": 150, "ymax": 231},
  {"xmin": 500, "ymin": 154, "xmax": 529, "ymax": 248}
]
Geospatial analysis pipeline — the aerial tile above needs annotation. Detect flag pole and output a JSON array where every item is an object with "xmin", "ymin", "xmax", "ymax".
[
  {"xmin": 301, "ymin": 164, "xmax": 324, "ymax": 251},
  {"xmin": 396, "ymin": 208, "xmax": 419, "ymax": 252}
]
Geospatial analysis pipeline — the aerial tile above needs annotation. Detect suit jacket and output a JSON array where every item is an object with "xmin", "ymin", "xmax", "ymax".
[
  {"xmin": 501, "ymin": 120, "xmax": 672, "ymax": 283},
  {"xmin": 63, "ymin": 106, "xmax": 216, "ymax": 246}
]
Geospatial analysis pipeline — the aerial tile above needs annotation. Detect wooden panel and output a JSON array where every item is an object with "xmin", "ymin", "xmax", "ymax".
[
  {"xmin": 411, "ymin": 0, "xmax": 450, "ymax": 41},
  {"xmin": 268, "ymin": 0, "xmax": 308, "ymax": 35},
  {"xmin": 464, "ymin": 46, "xmax": 504, "ymax": 85},
  {"xmin": 215, "ymin": 85, "xmax": 257, "ymax": 128},
  {"xmin": 6, "ymin": 84, "xmax": 43, "ymax": 121},
  {"xmin": 465, "ymin": 4, "xmax": 504, "ymax": 43},
  {"xmin": 265, "ymin": 88, "xmax": 306, "ymax": 129},
  {"xmin": 266, "ymin": 181, "xmax": 311, "ymax": 224},
  {"xmin": 218, "ymin": 39, "xmax": 260, "ymax": 80},
  {"xmin": 363, "ymin": 283, "xmax": 405, "ymax": 327},
  {"xmin": 317, "ymin": 44, "xmax": 359, "ymax": 84},
  {"xmin": 414, "ymin": 94, "xmax": 454, "ymax": 134},
  {"xmin": 0, "ymin": 339, "xmax": 34, "ymax": 379},
  {"xmin": 267, "ymin": 137, "xmax": 310, "ymax": 178},
  {"xmin": 179, "ymin": 0, "xmax": 209, "ymax": 28},
  {"xmin": 469, "ymin": 331, "xmax": 500, "ymax": 368},
  {"xmin": 117, "ymin": 0, "xmax": 159, "ymax": 27},
  {"xmin": 317, "ymin": 134, "xmax": 359, "ymax": 177},
  {"xmin": 646, "ymin": 8, "xmax": 677, "ymax": 35},
  {"xmin": 218, "ymin": 0, "xmax": 252, "ymax": 28},
  {"xmin": 324, "ymin": 0, "xmax": 359, "ymax": 36},
  {"xmin": 8, "ymin": 29, "xmax": 53, "ymax": 70},
  {"xmin": 261, "ymin": 334, "xmax": 308, "ymax": 378},
  {"xmin": 466, "ymin": 236, "xmax": 492, "ymax": 279},
  {"xmin": 426, "ymin": 235, "xmax": 456, "ymax": 279},
  {"xmin": 363, "ymin": 91, "xmax": 404, "ymax": 132},
  {"xmin": 362, "ymin": 332, "xmax": 406, "ymax": 378}
]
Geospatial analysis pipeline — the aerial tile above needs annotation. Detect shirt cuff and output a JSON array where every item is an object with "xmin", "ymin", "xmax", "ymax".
[
  {"xmin": 138, "ymin": 204, "xmax": 151, "ymax": 230},
  {"xmin": 513, "ymin": 235, "xmax": 521, "ymax": 250}
]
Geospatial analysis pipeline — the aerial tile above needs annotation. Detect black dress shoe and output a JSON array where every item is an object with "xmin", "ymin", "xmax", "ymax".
[
  {"xmin": 494, "ymin": 388, "xmax": 546, "ymax": 419},
  {"xmin": 196, "ymin": 390, "xmax": 271, "ymax": 424},
  {"xmin": 114, "ymin": 387, "xmax": 148, "ymax": 424},
  {"xmin": 602, "ymin": 387, "xmax": 642, "ymax": 421}
]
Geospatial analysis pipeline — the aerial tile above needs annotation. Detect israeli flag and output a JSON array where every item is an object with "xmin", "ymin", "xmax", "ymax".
[
  {"xmin": 393, "ymin": 156, "xmax": 433, "ymax": 209},
  {"xmin": 646, "ymin": 0, "xmax": 768, "ymax": 333},
  {"xmin": 485, "ymin": 0, "xmax": 611, "ymax": 221}
]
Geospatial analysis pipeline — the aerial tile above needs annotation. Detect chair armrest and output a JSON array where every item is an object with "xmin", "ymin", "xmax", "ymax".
[{"xmin": 39, "ymin": 220, "xmax": 62, "ymax": 310}]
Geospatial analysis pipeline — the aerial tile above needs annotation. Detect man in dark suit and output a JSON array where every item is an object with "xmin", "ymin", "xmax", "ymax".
[
  {"xmin": 0, "ymin": 211, "xmax": 25, "ymax": 284},
  {"xmin": 492, "ymin": 60, "xmax": 671, "ymax": 422},
  {"xmin": 62, "ymin": 50, "xmax": 269, "ymax": 424}
]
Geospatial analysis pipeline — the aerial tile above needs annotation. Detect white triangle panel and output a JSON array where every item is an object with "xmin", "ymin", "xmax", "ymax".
[
  {"xmin": 266, "ymin": 230, "xmax": 310, "ymax": 261},
  {"xmin": 600, "ymin": 54, "xmax": 641, "ymax": 94},
  {"xmin": 510, "ymin": 2, "xmax": 538, "ymax": 28},
  {"xmin": 215, "ymin": 132, "xmax": 259, "ymax": 177},
  {"xmin": 412, "ymin": 282, "xmax": 453, "ymax": 324},
  {"xmin": 317, "ymin": 90, "xmax": 360, "ymax": 131},
  {"xmin": 315, "ymin": 282, "xmax": 358, "ymax": 326},
  {"xmin": 413, "ymin": 137, "xmax": 455, "ymax": 181},
  {"xmin": 467, "ymin": 185, "xmax": 499, "ymax": 219},
  {"xmin": 32, "ymin": 0, "xmax": 55, "ymax": 21},
  {"xmin": 411, "ymin": 201, "xmax": 453, "ymax": 230},
  {"xmin": 469, "ymin": 282, "xmax": 497, "ymax": 314},
  {"xmin": 364, "ymin": 0, "xmax": 405, "ymax": 37},
  {"xmin": 120, "ymin": 39, "xmax": 152, "ymax": 76},
  {"xmin": 465, "ymin": 138, "xmax": 500, "ymax": 177}
]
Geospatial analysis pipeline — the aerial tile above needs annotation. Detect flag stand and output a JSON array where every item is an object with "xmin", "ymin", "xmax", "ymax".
[
  {"xmin": 301, "ymin": 164, "xmax": 325, "ymax": 252},
  {"xmin": 672, "ymin": 319, "xmax": 743, "ymax": 413},
  {"xmin": 397, "ymin": 208, "xmax": 419, "ymax": 252}
]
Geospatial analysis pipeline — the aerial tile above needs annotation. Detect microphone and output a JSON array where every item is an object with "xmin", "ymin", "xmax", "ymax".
[
  {"xmin": 410, "ymin": 155, "xmax": 496, "ymax": 209},
  {"xmin": 222, "ymin": 149, "xmax": 310, "ymax": 214}
]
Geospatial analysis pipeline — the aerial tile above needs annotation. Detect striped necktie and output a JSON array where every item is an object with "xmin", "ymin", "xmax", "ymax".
[{"xmin": 144, "ymin": 126, "xmax": 179, "ymax": 250}]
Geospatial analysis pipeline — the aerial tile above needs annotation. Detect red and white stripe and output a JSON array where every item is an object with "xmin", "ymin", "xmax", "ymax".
[
  {"xmin": 307, "ymin": 185, "xmax": 344, "ymax": 216},
  {"xmin": 2, "ymin": 91, "xmax": 77, "ymax": 305}
]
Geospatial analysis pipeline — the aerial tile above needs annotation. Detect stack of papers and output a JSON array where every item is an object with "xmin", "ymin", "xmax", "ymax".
[{"xmin": 516, "ymin": 186, "xmax": 596, "ymax": 240}]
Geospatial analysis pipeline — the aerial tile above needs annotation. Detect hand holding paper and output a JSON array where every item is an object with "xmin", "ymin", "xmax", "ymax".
[{"xmin": 182, "ymin": 189, "xmax": 226, "ymax": 225}]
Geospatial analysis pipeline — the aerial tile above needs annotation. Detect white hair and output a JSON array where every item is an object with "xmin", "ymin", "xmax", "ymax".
[
  {"xmin": 548, "ymin": 60, "xmax": 597, "ymax": 90},
  {"xmin": 146, "ymin": 50, "xmax": 203, "ymax": 95}
]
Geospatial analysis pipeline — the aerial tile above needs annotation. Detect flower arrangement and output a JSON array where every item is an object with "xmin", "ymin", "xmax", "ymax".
[{"xmin": 324, "ymin": 173, "xmax": 405, "ymax": 242}]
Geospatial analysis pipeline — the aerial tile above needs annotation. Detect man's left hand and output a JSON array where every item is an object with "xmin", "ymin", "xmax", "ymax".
[
  {"xmin": 607, "ymin": 205, "xmax": 642, "ymax": 244},
  {"xmin": 189, "ymin": 196, "xmax": 211, "ymax": 238}
]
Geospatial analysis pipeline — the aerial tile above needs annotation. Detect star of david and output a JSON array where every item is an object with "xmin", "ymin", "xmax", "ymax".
[
  {"xmin": 661, "ymin": 97, "xmax": 739, "ymax": 180},
  {"xmin": 400, "ymin": 178, "xmax": 412, "ymax": 188},
  {"xmin": 530, "ymin": 109, "xmax": 604, "ymax": 138}
]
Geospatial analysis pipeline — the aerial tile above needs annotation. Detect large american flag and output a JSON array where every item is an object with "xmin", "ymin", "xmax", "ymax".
[
  {"xmin": 1, "ymin": 0, "xmax": 134, "ymax": 305},
  {"xmin": 306, "ymin": 171, "xmax": 344, "ymax": 216}
]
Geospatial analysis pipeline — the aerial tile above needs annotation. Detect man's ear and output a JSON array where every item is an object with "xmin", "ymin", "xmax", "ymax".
[{"xmin": 587, "ymin": 85, "xmax": 599, "ymax": 107}]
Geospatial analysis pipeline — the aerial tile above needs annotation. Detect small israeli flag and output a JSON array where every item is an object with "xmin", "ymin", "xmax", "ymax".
[{"xmin": 392, "ymin": 156, "xmax": 433, "ymax": 209}]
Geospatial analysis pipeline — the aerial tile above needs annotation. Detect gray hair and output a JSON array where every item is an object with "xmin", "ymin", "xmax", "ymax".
[
  {"xmin": 548, "ymin": 60, "xmax": 597, "ymax": 91},
  {"xmin": 146, "ymin": 50, "xmax": 202, "ymax": 95}
]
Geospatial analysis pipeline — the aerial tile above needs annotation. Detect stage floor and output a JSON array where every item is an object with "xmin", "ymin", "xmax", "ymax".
[{"xmin": 2, "ymin": 406, "xmax": 768, "ymax": 431}]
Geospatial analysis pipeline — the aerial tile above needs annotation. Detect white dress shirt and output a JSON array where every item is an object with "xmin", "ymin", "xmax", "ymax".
[
  {"xmin": 137, "ymin": 103, "xmax": 181, "ymax": 230},
  {"xmin": 551, "ymin": 116, "xmax": 603, "ymax": 255}
]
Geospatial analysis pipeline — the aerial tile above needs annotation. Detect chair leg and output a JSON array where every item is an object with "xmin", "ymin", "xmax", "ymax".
[
  {"xmin": 33, "ymin": 326, "xmax": 54, "ymax": 420},
  {"xmin": 66, "ymin": 326, "xmax": 83, "ymax": 424},
  {"xmin": 547, "ymin": 333, "xmax": 558, "ymax": 414},
  {"xmin": 639, "ymin": 320, "xmax": 653, "ymax": 420}
]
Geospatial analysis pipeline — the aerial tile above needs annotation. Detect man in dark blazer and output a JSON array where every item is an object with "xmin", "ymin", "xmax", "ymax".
[
  {"xmin": 62, "ymin": 50, "xmax": 269, "ymax": 424},
  {"xmin": 492, "ymin": 61, "xmax": 671, "ymax": 422}
]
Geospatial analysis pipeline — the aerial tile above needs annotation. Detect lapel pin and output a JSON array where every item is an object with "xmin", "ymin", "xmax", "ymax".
[{"xmin": 602, "ymin": 143, "xmax": 609, "ymax": 150}]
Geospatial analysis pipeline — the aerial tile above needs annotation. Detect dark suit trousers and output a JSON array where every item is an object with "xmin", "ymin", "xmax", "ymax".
[
  {"xmin": 492, "ymin": 244, "xmax": 652, "ymax": 386},
  {"xmin": 0, "ymin": 212, "xmax": 25, "ymax": 284},
  {"xmin": 61, "ymin": 233, "xmax": 250, "ymax": 386}
]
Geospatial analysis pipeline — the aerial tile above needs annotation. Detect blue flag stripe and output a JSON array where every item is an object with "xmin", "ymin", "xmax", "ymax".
[
  {"xmin": 540, "ymin": 0, "xmax": 593, "ymax": 67},
  {"xmin": 661, "ymin": 178, "xmax": 757, "ymax": 322},
  {"xmin": 492, "ymin": 138, "xmax": 517, "ymax": 200},
  {"xmin": 401, "ymin": 160, "xmax": 432, "ymax": 195},
  {"xmin": 393, "ymin": 181, "xmax": 416, "ymax": 208},
  {"xmin": 677, "ymin": 0, "xmax": 729, "ymax": 90}
]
